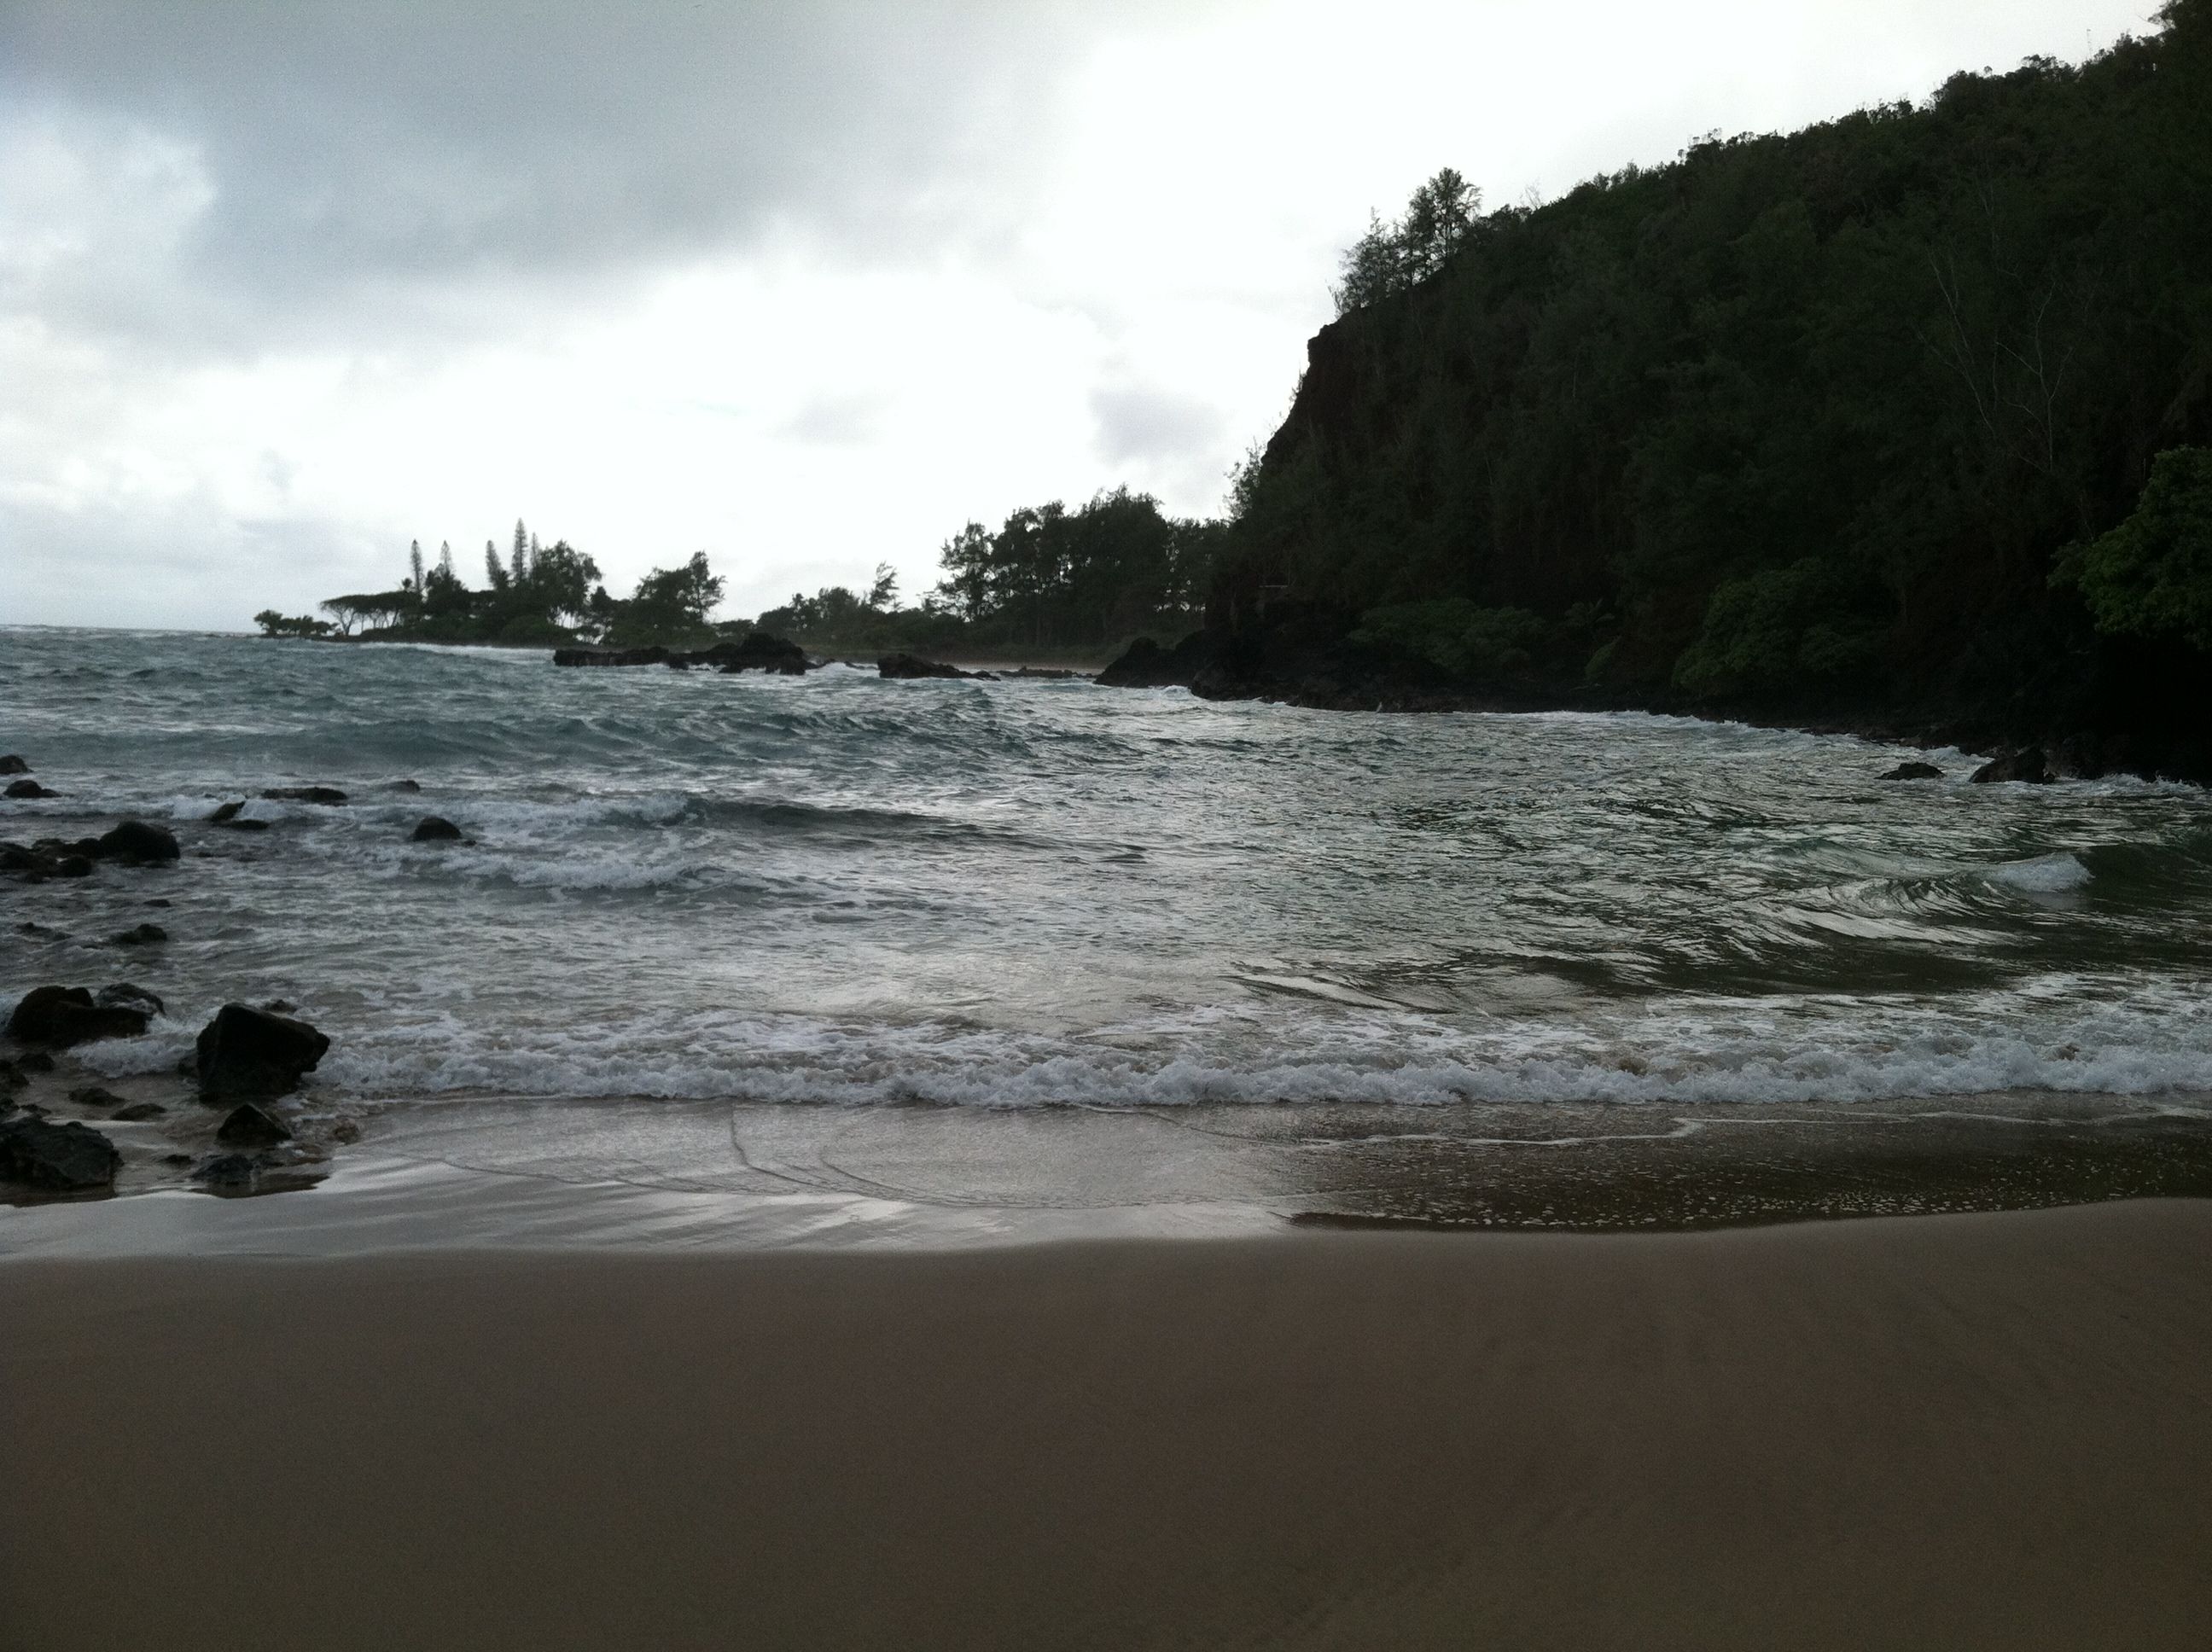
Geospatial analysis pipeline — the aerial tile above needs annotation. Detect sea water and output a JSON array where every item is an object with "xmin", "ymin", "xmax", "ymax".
[{"xmin": 5, "ymin": 625, "xmax": 2211, "ymax": 1232}]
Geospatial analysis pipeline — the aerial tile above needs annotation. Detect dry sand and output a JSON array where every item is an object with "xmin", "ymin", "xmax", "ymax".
[{"xmin": 4, "ymin": 1201, "xmax": 2210, "ymax": 1650}]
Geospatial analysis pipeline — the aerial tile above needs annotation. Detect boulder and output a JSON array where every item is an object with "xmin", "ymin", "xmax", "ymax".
[
  {"xmin": 68, "ymin": 1085, "xmax": 129, "ymax": 1109},
  {"xmin": 216, "ymin": 817, "xmax": 271, "ymax": 832},
  {"xmin": 707, "ymin": 631, "xmax": 810, "ymax": 675},
  {"xmin": 215, "ymin": 1102, "xmax": 294, "ymax": 1148},
  {"xmin": 0, "ymin": 755, "xmax": 27, "ymax": 774},
  {"xmin": 1097, "ymin": 631, "xmax": 1214, "ymax": 689},
  {"xmin": 878, "ymin": 653, "xmax": 981, "ymax": 680},
  {"xmin": 0, "ymin": 1117, "xmax": 121, "ymax": 1190},
  {"xmin": 96, "ymin": 820, "xmax": 181, "ymax": 863},
  {"xmin": 192, "ymin": 1153, "xmax": 259, "ymax": 1188},
  {"xmin": 106, "ymin": 922, "xmax": 168, "ymax": 946},
  {"xmin": 210, "ymin": 800, "xmax": 244, "ymax": 822},
  {"xmin": 262, "ymin": 786, "xmax": 348, "ymax": 805},
  {"xmin": 195, "ymin": 1003, "xmax": 330, "ymax": 1102},
  {"xmin": 96, "ymin": 983, "xmax": 166, "ymax": 1017},
  {"xmin": 112, "ymin": 1101, "xmax": 167, "ymax": 1122},
  {"xmin": 554, "ymin": 646, "xmax": 669, "ymax": 667},
  {"xmin": 1881, "ymin": 761, "xmax": 1945, "ymax": 781},
  {"xmin": 5, "ymin": 778, "xmax": 54, "ymax": 799},
  {"xmin": 55, "ymin": 854, "xmax": 95, "ymax": 876},
  {"xmin": 7, "ymin": 986, "xmax": 150, "ymax": 1047},
  {"xmin": 1970, "ymin": 748, "xmax": 2052, "ymax": 784},
  {"xmin": 16, "ymin": 1052, "xmax": 55, "ymax": 1074},
  {"xmin": 410, "ymin": 816, "xmax": 464, "ymax": 842},
  {"xmin": 388, "ymin": 778, "xmax": 422, "ymax": 794}
]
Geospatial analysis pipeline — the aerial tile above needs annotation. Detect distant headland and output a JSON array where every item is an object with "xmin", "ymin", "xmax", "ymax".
[{"xmin": 262, "ymin": 4, "xmax": 2212, "ymax": 779}]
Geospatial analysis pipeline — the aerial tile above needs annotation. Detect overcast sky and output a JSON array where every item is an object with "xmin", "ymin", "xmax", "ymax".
[{"xmin": 0, "ymin": 0, "xmax": 2162, "ymax": 631}]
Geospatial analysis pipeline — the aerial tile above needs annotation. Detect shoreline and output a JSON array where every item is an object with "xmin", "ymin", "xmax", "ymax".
[
  {"xmin": 6, "ymin": 1201, "xmax": 2209, "ymax": 1649},
  {"xmin": 7, "ymin": 1089, "xmax": 2212, "ymax": 1250}
]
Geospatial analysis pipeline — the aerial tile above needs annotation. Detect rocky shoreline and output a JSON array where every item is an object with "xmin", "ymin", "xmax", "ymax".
[{"xmin": 1097, "ymin": 612, "xmax": 2212, "ymax": 786}]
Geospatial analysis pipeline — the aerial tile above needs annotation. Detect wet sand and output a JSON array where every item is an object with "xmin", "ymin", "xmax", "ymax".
[{"xmin": 4, "ymin": 1201, "xmax": 2210, "ymax": 1650}]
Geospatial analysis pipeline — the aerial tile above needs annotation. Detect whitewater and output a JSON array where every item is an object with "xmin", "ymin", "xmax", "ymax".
[{"xmin": 6, "ymin": 625, "xmax": 2212, "ymax": 1122}]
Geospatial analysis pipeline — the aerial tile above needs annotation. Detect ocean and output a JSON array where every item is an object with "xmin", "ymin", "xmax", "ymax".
[{"xmin": 6, "ymin": 624, "xmax": 2212, "ymax": 1238}]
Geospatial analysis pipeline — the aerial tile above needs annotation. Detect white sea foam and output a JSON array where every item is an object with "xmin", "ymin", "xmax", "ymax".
[{"xmin": 1985, "ymin": 852, "xmax": 2093, "ymax": 893}]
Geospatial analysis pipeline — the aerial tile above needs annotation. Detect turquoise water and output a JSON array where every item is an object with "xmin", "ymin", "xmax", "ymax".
[{"xmin": 6, "ymin": 625, "xmax": 2212, "ymax": 1115}]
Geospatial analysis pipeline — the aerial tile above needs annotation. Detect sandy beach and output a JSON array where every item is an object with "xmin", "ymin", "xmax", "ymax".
[{"xmin": 5, "ymin": 1199, "xmax": 2209, "ymax": 1650}]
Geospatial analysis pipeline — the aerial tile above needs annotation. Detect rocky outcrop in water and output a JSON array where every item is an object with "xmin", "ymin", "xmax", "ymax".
[
  {"xmin": 879, "ymin": 653, "xmax": 983, "ymax": 680},
  {"xmin": 554, "ymin": 631, "xmax": 812, "ymax": 675},
  {"xmin": 1882, "ymin": 762, "xmax": 1946, "ymax": 781},
  {"xmin": 262, "ymin": 787, "xmax": 348, "ymax": 806},
  {"xmin": 708, "ymin": 633, "xmax": 811, "ymax": 675},
  {"xmin": 5, "ymin": 778, "xmax": 55, "ymax": 799},
  {"xmin": 195, "ymin": 1003, "xmax": 330, "ymax": 1102},
  {"xmin": 0, "ymin": 1116, "xmax": 121, "ymax": 1191},
  {"xmin": 410, "ymin": 816, "xmax": 464, "ymax": 841},
  {"xmin": 8, "ymin": 986, "xmax": 151, "ymax": 1048},
  {"xmin": 1971, "ymin": 749, "xmax": 2053, "ymax": 784},
  {"xmin": 96, "ymin": 820, "xmax": 182, "ymax": 863},
  {"xmin": 0, "ymin": 755, "xmax": 28, "ymax": 774}
]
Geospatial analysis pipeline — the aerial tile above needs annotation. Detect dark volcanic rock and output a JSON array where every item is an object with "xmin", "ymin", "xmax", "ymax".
[
  {"xmin": 210, "ymin": 800, "xmax": 244, "ymax": 822},
  {"xmin": 388, "ymin": 778, "xmax": 422, "ymax": 794},
  {"xmin": 106, "ymin": 922, "xmax": 168, "ymax": 946},
  {"xmin": 96, "ymin": 819, "xmax": 182, "ymax": 863},
  {"xmin": 555, "ymin": 632, "xmax": 812, "ymax": 674},
  {"xmin": 262, "ymin": 786, "xmax": 348, "ymax": 806},
  {"xmin": 554, "ymin": 645, "xmax": 669, "ymax": 667},
  {"xmin": 878, "ymin": 653, "xmax": 980, "ymax": 680},
  {"xmin": 1097, "ymin": 631, "xmax": 1217, "ymax": 689},
  {"xmin": 192, "ymin": 1152, "xmax": 259, "ymax": 1188},
  {"xmin": 5, "ymin": 778, "xmax": 55, "ymax": 799},
  {"xmin": 17, "ymin": 1052, "xmax": 55, "ymax": 1074},
  {"xmin": 8, "ymin": 986, "xmax": 150, "ymax": 1048},
  {"xmin": 1971, "ymin": 748, "xmax": 2053, "ymax": 784},
  {"xmin": 708, "ymin": 631, "xmax": 810, "ymax": 675},
  {"xmin": 112, "ymin": 1101, "xmax": 167, "ymax": 1121},
  {"xmin": 215, "ymin": 1102, "xmax": 293, "ymax": 1147},
  {"xmin": 69, "ymin": 1085, "xmax": 129, "ymax": 1109},
  {"xmin": 195, "ymin": 1003, "xmax": 329, "ymax": 1101},
  {"xmin": 0, "ymin": 1117, "xmax": 121, "ymax": 1191},
  {"xmin": 1881, "ymin": 761, "xmax": 1945, "ymax": 781},
  {"xmin": 216, "ymin": 817, "xmax": 271, "ymax": 832},
  {"xmin": 410, "ymin": 815, "xmax": 464, "ymax": 841},
  {"xmin": 96, "ymin": 983, "xmax": 166, "ymax": 1017},
  {"xmin": 0, "ymin": 755, "xmax": 27, "ymax": 774}
]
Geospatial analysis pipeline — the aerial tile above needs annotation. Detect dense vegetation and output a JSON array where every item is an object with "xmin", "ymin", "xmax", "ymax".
[
  {"xmin": 758, "ymin": 487, "xmax": 1220, "ymax": 658},
  {"xmin": 1214, "ymin": 1, "xmax": 2212, "ymax": 750},
  {"xmin": 265, "ymin": 488, "xmax": 1219, "ymax": 659},
  {"xmin": 259, "ymin": 523, "xmax": 725, "ymax": 648}
]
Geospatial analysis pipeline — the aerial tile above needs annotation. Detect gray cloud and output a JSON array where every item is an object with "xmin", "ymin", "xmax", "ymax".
[
  {"xmin": 0, "ymin": 0, "xmax": 1190, "ymax": 355},
  {"xmin": 776, "ymin": 393, "xmax": 885, "ymax": 448},
  {"xmin": 1090, "ymin": 383, "xmax": 1226, "ymax": 465}
]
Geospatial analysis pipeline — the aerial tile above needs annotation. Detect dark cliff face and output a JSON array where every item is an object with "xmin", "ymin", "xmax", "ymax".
[{"xmin": 1184, "ymin": 6, "xmax": 2212, "ymax": 778}]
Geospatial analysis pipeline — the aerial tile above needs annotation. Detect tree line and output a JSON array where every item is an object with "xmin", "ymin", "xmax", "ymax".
[
  {"xmin": 261, "ymin": 486, "xmax": 1222, "ymax": 658},
  {"xmin": 258, "ymin": 522, "xmax": 724, "ymax": 648}
]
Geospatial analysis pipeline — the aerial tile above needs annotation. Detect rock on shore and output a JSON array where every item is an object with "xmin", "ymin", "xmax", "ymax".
[
  {"xmin": 0, "ymin": 1116, "xmax": 121, "ymax": 1190},
  {"xmin": 195, "ymin": 1003, "xmax": 331, "ymax": 1102},
  {"xmin": 7, "ymin": 986, "xmax": 151, "ymax": 1048}
]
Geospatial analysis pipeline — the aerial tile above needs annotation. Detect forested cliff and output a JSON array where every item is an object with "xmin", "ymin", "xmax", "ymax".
[{"xmin": 1185, "ymin": 0, "xmax": 2212, "ymax": 775}]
